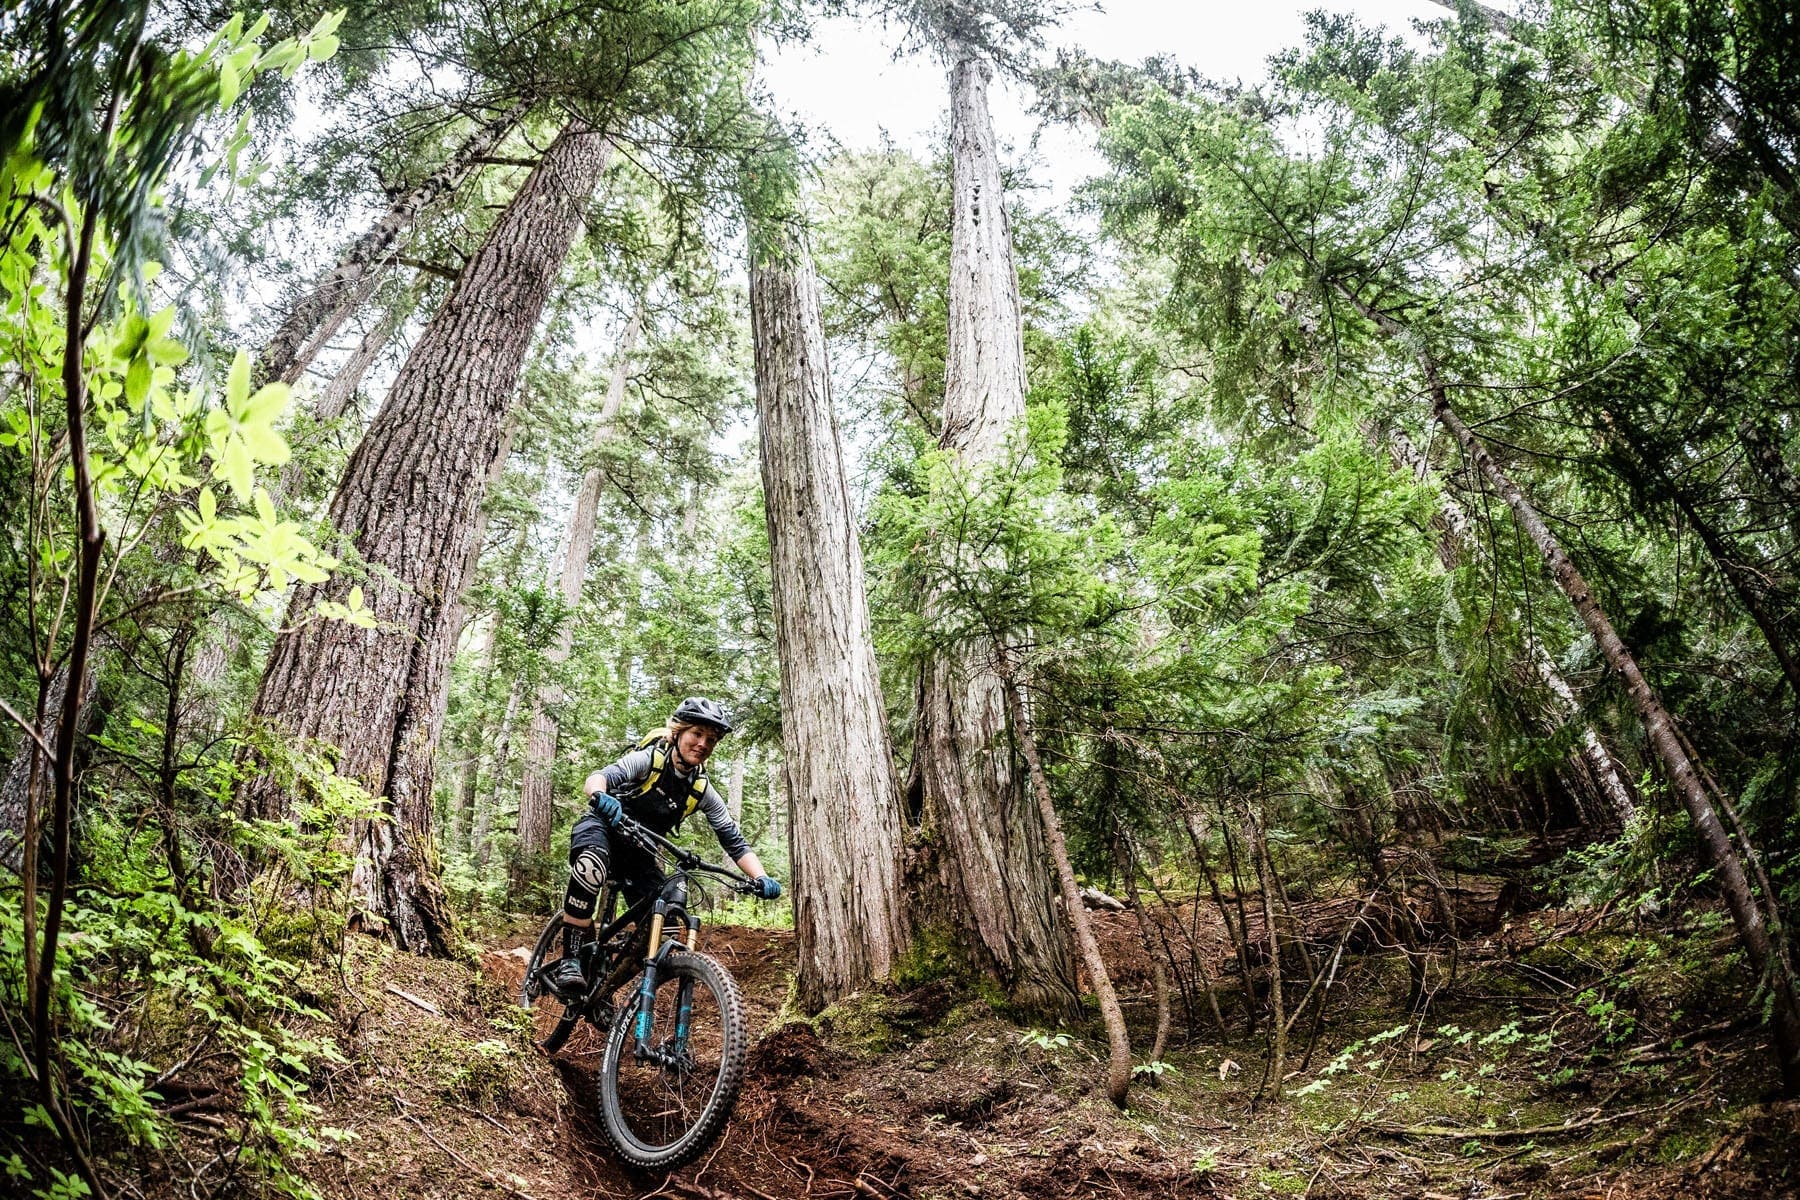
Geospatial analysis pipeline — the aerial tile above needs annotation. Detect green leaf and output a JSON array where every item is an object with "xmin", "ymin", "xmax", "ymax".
[
  {"xmin": 226, "ymin": 349, "xmax": 251, "ymax": 410},
  {"xmin": 218, "ymin": 61, "xmax": 240, "ymax": 108},
  {"xmin": 146, "ymin": 335, "xmax": 188, "ymax": 366},
  {"xmin": 220, "ymin": 436, "xmax": 253, "ymax": 502},
  {"xmin": 308, "ymin": 34, "xmax": 339, "ymax": 61},
  {"xmin": 125, "ymin": 354, "xmax": 151, "ymax": 404},
  {"xmin": 241, "ymin": 381, "xmax": 290, "ymax": 427},
  {"xmin": 241, "ymin": 423, "xmax": 290, "ymax": 466}
]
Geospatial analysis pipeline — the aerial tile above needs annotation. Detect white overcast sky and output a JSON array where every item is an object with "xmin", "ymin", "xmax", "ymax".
[{"xmin": 761, "ymin": 0, "xmax": 1449, "ymax": 201}]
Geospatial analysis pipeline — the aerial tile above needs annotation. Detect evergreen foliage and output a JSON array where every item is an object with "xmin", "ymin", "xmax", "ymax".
[{"xmin": 4, "ymin": 0, "xmax": 1800, "ymax": 1190}]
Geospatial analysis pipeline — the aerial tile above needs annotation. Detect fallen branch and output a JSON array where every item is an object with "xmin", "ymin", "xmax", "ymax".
[
  {"xmin": 1080, "ymin": 886, "xmax": 1127, "ymax": 912},
  {"xmin": 385, "ymin": 985, "xmax": 441, "ymax": 1015},
  {"xmin": 1370, "ymin": 1106, "xmax": 1646, "ymax": 1141}
]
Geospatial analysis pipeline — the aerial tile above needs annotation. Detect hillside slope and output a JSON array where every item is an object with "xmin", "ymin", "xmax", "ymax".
[{"xmin": 295, "ymin": 911, "xmax": 1800, "ymax": 1200}]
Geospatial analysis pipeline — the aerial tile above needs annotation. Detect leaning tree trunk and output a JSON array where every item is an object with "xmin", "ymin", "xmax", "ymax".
[
  {"xmin": 258, "ymin": 100, "xmax": 526, "ymax": 388},
  {"xmin": 749, "ymin": 206, "xmax": 911, "ymax": 1012},
  {"xmin": 1381, "ymin": 421, "xmax": 1638, "ymax": 827},
  {"xmin": 1407, "ymin": 359, "xmax": 1800, "ymax": 1089},
  {"xmin": 1000, "ymin": 669, "xmax": 1131, "ymax": 1105},
  {"xmin": 242, "ymin": 122, "xmax": 612, "ymax": 955},
  {"xmin": 518, "ymin": 315, "xmax": 640, "ymax": 864},
  {"xmin": 908, "ymin": 43, "xmax": 1078, "ymax": 1018}
]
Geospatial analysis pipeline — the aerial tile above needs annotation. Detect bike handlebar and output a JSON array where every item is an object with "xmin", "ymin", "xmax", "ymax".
[{"xmin": 613, "ymin": 817, "xmax": 761, "ymax": 896}]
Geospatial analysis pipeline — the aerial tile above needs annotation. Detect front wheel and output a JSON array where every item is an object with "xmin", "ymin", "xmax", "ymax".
[{"xmin": 597, "ymin": 950, "xmax": 747, "ymax": 1170}]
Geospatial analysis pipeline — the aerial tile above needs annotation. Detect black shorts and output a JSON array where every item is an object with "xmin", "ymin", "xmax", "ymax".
[{"xmin": 569, "ymin": 812, "xmax": 666, "ymax": 910}]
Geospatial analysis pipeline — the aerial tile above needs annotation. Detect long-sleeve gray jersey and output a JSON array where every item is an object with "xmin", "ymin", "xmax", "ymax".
[{"xmin": 599, "ymin": 747, "xmax": 750, "ymax": 861}]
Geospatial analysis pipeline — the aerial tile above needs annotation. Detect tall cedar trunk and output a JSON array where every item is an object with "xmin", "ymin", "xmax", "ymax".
[
  {"xmin": 286, "ymin": 265, "xmax": 384, "ymax": 388},
  {"xmin": 727, "ymin": 753, "xmax": 745, "ymax": 823},
  {"xmin": 1418, "ymin": 373, "xmax": 1800, "ymax": 1087},
  {"xmin": 474, "ymin": 675, "xmax": 523, "ymax": 867},
  {"xmin": 518, "ymin": 316, "xmax": 640, "ymax": 862},
  {"xmin": 910, "ymin": 44, "xmax": 1078, "ymax": 1017},
  {"xmin": 259, "ymin": 102, "xmax": 526, "ymax": 387},
  {"xmin": 1381, "ymin": 422, "xmax": 1638, "ymax": 826},
  {"xmin": 316, "ymin": 284, "xmax": 405, "ymax": 425},
  {"xmin": 1001, "ymin": 671, "xmax": 1131, "ymax": 1105},
  {"xmin": 243, "ymin": 122, "xmax": 611, "ymax": 954},
  {"xmin": 749, "ymin": 215, "xmax": 911, "ymax": 1011},
  {"xmin": 767, "ymin": 751, "xmax": 784, "ymax": 845}
]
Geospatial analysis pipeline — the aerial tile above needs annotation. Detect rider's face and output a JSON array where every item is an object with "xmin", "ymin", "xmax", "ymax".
[{"xmin": 676, "ymin": 725, "xmax": 720, "ymax": 766}]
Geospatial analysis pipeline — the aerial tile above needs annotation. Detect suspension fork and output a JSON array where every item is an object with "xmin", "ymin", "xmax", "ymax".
[
  {"xmin": 672, "ymin": 916, "xmax": 701, "ymax": 1054},
  {"xmin": 632, "ymin": 902, "xmax": 670, "ymax": 1053}
]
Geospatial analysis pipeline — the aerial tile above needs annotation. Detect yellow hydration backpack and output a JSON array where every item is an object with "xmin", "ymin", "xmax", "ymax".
[{"xmin": 630, "ymin": 732, "xmax": 709, "ymax": 819}]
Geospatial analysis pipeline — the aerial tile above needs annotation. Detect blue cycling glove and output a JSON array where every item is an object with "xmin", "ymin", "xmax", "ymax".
[
  {"xmin": 589, "ymin": 790, "xmax": 622, "ymax": 826},
  {"xmin": 752, "ymin": 875, "xmax": 782, "ymax": 900}
]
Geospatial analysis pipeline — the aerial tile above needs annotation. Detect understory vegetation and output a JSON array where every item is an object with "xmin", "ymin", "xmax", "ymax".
[{"xmin": 2, "ymin": 0, "xmax": 1797, "ymax": 1197}]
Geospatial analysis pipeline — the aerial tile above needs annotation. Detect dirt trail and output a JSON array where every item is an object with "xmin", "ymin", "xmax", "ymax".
[{"xmin": 301, "ymin": 914, "xmax": 1800, "ymax": 1200}]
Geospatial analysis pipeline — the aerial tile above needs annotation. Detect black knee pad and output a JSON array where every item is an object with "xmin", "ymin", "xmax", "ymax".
[{"xmin": 563, "ymin": 848, "xmax": 609, "ymax": 920}]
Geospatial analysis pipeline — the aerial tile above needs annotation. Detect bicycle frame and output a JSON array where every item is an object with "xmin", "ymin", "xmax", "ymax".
[{"xmin": 576, "ymin": 820, "xmax": 752, "ymax": 1063}]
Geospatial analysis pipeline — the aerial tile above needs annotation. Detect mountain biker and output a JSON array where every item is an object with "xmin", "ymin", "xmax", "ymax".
[{"xmin": 549, "ymin": 696, "xmax": 780, "ymax": 999}]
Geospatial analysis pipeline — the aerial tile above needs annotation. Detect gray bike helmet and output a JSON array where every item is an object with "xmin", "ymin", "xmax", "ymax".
[{"xmin": 672, "ymin": 696, "xmax": 733, "ymax": 734}]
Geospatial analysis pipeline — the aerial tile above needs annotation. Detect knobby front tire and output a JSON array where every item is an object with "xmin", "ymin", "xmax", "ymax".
[{"xmin": 597, "ymin": 950, "xmax": 747, "ymax": 1170}]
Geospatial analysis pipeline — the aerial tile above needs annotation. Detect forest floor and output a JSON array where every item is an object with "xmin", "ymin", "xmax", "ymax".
[{"xmin": 292, "ymin": 897, "xmax": 1800, "ymax": 1200}]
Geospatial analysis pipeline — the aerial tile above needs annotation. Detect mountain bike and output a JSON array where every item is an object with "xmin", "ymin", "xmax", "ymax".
[{"xmin": 520, "ymin": 818, "xmax": 762, "ymax": 1169}]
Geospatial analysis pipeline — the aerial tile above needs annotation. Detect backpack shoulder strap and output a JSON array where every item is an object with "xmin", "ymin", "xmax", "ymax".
[{"xmin": 634, "ymin": 734, "xmax": 668, "ymax": 798}]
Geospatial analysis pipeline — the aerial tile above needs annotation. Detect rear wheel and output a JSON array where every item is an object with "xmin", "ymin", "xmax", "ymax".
[
  {"xmin": 521, "ymin": 914, "xmax": 581, "ymax": 1054},
  {"xmin": 597, "ymin": 951, "xmax": 747, "ymax": 1170}
]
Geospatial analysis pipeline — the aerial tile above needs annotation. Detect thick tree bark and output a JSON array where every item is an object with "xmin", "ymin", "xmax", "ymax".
[
  {"xmin": 909, "ymin": 44, "xmax": 1079, "ymax": 1018},
  {"xmin": 1420, "ymin": 374, "xmax": 1800, "ymax": 1088},
  {"xmin": 767, "ymin": 749, "xmax": 784, "ymax": 845},
  {"xmin": 518, "ymin": 316, "xmax": 640, "ymax": 862},
  {"xmin": 259, "ymin": 101, "xmax": 526, "ymax": 388},
  {"xmin": 749, "ymin": 212, "xmax": 911, "ymax": 1011},
  {"xmin": 243, "ymin": 122, "xmax": 611, "ymax": 954}
]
